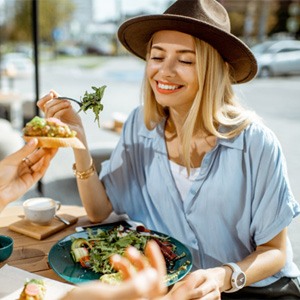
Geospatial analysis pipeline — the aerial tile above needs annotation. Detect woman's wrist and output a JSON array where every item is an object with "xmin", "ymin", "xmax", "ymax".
[
  {"xmin": 73, "ymin": 125, "xmax": 87, "ymax": 146},
  {"xmin": 73, "ymin": 159, "xmax": 96, "ymax": 180},
  {"xmin": 208, "ymin": 266, "xmax": 232, "ymax": 292}
]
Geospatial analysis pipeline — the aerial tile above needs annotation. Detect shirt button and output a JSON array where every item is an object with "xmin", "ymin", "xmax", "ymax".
[{"xmin": 190, "ymin": 189, "xmax": 196, "ymax": 195}]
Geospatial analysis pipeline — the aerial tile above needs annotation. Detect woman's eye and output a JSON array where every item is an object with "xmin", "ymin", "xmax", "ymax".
[
  {"xmin": 179, "ymin": 60, "xmax": 193, "ymax": 65},
  {"xmin": 151, "ymin": 56, "xmax": 163, "ymax": 61}
]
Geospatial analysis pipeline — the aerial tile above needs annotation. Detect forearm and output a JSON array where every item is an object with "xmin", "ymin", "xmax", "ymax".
[
  {"xmin": 76, "ymin": 174, "xmax": 112, "ymax": 223},
  {"xmin": 220, "ymin": 229, "xmax": 287, "ymax": 291},
  {"xmin": 73, "ymin": 148, "xmax": 113, "ymax": 223},
  {"xmin": 237, "ymin": 244, "xmax": 286, "ymax": 286},
  {"xmin": 216, "ymin": 246, "xmax": 285, "ymax": 292}
]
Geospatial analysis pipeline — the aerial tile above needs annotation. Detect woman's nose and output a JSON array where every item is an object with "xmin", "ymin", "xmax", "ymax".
[{"xmin": 160, "ymin": 59, "xmax": 176, "ymax": 77}]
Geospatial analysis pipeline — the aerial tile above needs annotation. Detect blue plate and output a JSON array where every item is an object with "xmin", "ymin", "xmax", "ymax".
[{"xmin": 48, "ymin": 221, "xmax": 192, "ymax": 286}]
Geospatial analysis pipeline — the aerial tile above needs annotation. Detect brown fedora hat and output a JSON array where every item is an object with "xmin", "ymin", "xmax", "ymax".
[{"xmin": 118, "ymin": 0, "xmax": 257, "ymax": 84}]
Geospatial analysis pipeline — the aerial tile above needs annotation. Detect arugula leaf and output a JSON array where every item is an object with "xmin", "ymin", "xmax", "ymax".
[{"xmin": 78, "ymin": 85, "xmax": 106, "ymax": 127}]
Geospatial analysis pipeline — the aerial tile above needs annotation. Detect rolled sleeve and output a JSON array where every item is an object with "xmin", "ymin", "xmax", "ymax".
[{"xmin": 248, "ymin": 124, "xmax": 300, "ymax": 245}]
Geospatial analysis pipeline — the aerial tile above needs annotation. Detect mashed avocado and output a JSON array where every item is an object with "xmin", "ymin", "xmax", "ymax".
[{"xmin": 23, "ymin": 116, "xmax": 76, "ymax": 138}]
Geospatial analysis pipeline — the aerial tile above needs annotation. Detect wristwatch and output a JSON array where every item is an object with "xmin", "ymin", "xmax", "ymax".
[{"xmin": 223, "ymin": 263, "xmax": 246, "ymax": 293}]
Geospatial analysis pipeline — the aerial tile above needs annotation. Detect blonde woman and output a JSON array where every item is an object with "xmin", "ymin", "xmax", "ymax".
[{"xmin": 38, "ymin": 0, "xmax": 300, "ymax": 298}]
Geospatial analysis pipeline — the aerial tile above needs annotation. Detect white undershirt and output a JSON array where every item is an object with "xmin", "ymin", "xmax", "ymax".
[{"xmin": 169, "ymin": 160, "xmax": 201, "ymax": 201}]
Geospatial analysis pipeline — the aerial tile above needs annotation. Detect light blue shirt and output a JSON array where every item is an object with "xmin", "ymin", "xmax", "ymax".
[{"xmin": 100, "ymin": 106, "xmax": 300, "ymax": 287}]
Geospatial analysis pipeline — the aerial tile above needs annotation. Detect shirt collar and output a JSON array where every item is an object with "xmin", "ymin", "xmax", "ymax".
[
  {"xmin": 138, "ymin": 119, "xmax": 245, "ymax": 151},
  {"xmin": 138, "ymin": 118, "xmax": 165, "ymax": 139},
  {"xmin": 218, "ymin": 130, "xmax": 245, "ymax": 150}
]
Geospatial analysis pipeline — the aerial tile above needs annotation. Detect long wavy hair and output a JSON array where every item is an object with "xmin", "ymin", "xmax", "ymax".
[{"xmin": 142, "ymin": 37, "xmax": 257, "ymax": 171}]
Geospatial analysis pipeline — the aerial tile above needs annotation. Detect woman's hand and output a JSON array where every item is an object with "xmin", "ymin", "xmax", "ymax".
[
  {"xmin": 37, "ymin": 90, "xmax": 86, "ymax": 145},
  {"xmin": 61, "ymin": 240, "xmax": 168, "ymax": 300},
  {"xmin": 167, "ymin": 268, "xmax": 226, "ymax": 300},
  {"xmin": 0, "ymin": 138, "xmax": 57, "ymax": 211}
]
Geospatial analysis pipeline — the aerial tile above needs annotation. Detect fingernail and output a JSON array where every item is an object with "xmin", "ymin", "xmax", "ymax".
[
  {"xmin": 110, "ymin": 254, "xmax": 122, "ymax": 264},
  {"xmin": 27, "ymin": 138, "xmax": 37, "ymax": 146},
  {"xmin": 127, "ymin": 246, "xmax": 140, "ymax": 257}
]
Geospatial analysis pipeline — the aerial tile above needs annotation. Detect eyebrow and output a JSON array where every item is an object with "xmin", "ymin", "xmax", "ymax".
[{"xmin": 151, "ymin": 45, "xmax": 195, "ymax": 54}]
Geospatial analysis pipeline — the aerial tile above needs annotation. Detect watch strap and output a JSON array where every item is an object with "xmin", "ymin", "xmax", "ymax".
[{"xmin": 223, "ymin": 262, "xmax": 246, "ymax": 293}]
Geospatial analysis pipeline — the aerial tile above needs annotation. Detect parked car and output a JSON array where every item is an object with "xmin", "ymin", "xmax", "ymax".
[
  {"xmin": 56, "ymin": 45, "xmax": 85, "ymax": 57},
  {"xmin": 251, "ymin": 40, "xmax": 300, "ymax": 78},
  {"xmin": 0, "ymin": 52, "xmax": 34, "ymax": 78}
]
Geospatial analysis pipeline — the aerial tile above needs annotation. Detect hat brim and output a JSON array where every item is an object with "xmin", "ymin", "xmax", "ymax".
[{"xmin": 118, "ymin": 15, "xmax": 257, "ymax": 83}]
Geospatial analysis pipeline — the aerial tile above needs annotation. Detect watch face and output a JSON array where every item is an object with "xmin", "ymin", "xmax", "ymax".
[{"xmin": 237, "ymin": 273, "xmax": 246, "ymax": 287}]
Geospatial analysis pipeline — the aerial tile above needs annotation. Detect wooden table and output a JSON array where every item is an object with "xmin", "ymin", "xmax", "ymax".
[{"xmin": 0, "ymin": 205, "xmax": 93, "ymax": 283}]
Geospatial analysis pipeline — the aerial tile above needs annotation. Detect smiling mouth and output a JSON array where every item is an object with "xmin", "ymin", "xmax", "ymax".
[{"xmin": 156, "ymin": 81, "xmax": 183, "ymax": 93}]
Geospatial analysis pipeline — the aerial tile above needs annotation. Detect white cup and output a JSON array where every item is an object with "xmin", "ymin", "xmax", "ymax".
[{"xmin": 23, "ymin": 197, "xmax": 61, "ymax": 225}]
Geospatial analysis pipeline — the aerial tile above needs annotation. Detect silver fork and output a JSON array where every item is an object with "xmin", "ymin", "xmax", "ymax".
[{"xmin": 56, "ymin": 96, "xmax": 82, "ymax": 107}]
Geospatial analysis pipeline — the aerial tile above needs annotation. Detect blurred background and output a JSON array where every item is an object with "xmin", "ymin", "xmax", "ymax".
[
  {"xmin": 1, "ymin": 0, "xmax": 300, "ymax": 108},
  {"xmin": 0, "ymin": 0, "xmax": 299, "ymax": 118}
]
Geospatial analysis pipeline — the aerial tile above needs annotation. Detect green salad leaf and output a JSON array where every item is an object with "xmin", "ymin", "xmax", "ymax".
[{"xmin": 78, "ymin": 85, "xmax": 106, "ymax": 127}]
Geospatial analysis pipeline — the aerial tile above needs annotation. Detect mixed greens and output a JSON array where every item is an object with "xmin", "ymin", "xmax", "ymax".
[{"xmin": 70, "ymin": 224, "xmax": 187, "ymax": 279}]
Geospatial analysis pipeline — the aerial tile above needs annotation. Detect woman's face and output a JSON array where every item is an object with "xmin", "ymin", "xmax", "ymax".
[{"xmin": 146, "ymin": 30, "xmax": 199, "ymax": 113}]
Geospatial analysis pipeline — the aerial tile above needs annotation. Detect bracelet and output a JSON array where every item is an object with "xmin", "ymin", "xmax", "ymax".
[{"xmin": 72, "ymin": 159, "xmax": 96, "ymax": 180}]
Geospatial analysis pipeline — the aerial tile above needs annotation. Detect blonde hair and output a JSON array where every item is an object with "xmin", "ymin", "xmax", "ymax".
[{"xmin": 142, "ymin": 37, "xmax": 256, "ymax": 170}]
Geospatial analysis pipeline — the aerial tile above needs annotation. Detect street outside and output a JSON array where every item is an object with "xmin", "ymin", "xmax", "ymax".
[{"xmin": 4, "ymin": 55, "xmax": 300, "ymax": 264}]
